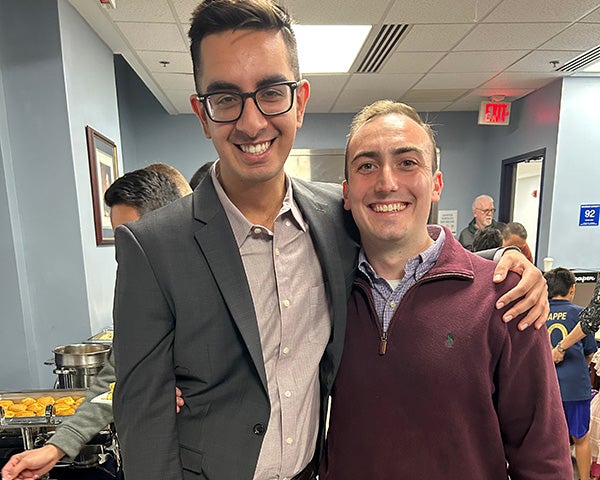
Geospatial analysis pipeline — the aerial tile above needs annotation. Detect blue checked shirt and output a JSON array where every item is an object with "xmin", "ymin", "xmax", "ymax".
[{"xmin": 358, "ymin": 225, "xmax": 446, "ymax": 332}]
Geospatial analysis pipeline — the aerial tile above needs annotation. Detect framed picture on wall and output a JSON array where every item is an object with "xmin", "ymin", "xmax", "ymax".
[{"xmin": 86, "ymin": 125, "xmax": 119, "ymax": 246}]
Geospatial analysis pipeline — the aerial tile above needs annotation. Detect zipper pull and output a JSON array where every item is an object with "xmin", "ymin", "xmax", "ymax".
[{"xmin": 379, "ymin": 331, "xmax": 388, "ymax": 355}]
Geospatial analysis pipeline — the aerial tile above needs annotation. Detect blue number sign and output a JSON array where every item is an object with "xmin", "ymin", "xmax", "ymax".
[{"xmin": 579, "ymin": 204, "xmax": 600, "ymax": 226}]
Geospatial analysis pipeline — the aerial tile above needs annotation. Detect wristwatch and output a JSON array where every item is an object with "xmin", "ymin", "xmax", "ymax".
[{"xmin": 556, "ymin": 342, "xmax": 566, "ymax": 354}]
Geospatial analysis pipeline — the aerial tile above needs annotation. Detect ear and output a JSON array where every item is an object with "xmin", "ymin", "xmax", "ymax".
[
  {"xmin": 431, "ymin": 171, "xmax": 443, "ymax": 204},
  {"xmin": 294, "ymin": 80, "xmax": 310, "ymax": 129},
  {"xmin": 190, "ymin": 94, "xmax": 212, "ymax": 139},
  {"xmin": 342, "ymin": 180, "xmax": 351, "ymax": 211}
]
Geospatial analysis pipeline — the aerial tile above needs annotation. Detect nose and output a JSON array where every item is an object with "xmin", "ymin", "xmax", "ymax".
[
  {"xmin": 375, "ymin": 164, "xmax": 398, "ymax": 193},
  {"xmin": 235, "ymin": 97, "xmax": 268, "ymax": 138}
]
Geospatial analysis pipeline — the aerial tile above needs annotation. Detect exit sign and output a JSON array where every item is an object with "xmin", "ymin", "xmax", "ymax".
[{"xmin": 478, "ymin": 101, "xmax": 511, "ymax": 125}]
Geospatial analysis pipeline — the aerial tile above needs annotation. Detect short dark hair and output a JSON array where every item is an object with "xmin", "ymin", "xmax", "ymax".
[
  {"xmin": 189, "ymin": 161, "xmax": 215, "ymax": 190},
  {"xmin": 471, "ymin": 227, "xmax": 503, "ymax": 252},
  {"xmin": 104, "ymin": 169, "xmax": 182, "ymax": 216},
  {"xmin": 145, "ymin": 163, "xmax": 192, "ymax": 196},
  {"xmin": 189, "ymin": 0, "xmax": 300, "ymax": 93},
  {"xmin": 544, "ymin": 267, "xmax": 576, "ymax": 299},
  {"xmin": 502, "ymin": 221, "xmax": 528, "ymax": 241}
]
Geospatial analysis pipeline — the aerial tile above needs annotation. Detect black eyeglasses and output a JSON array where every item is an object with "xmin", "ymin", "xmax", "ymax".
[
  {"xmin": 475, "ymin": 208, "xmax": 496, "ymax": 214},
  {"xmin": 196, "ymin": 81, "xmax": 299, "ymax": 123}
]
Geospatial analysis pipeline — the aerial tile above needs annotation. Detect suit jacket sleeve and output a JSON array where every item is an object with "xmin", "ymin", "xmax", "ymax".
[{"xmin": 112, "ymin": 225, "xmax": 183, "ymax": 480}]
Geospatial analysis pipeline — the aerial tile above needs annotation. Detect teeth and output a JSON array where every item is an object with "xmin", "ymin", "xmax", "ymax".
[
  {"xmin": 240, "ymin": 141, "xmax": 270, "ymax": 155},
  {"xmin": 372, "ymin": 203, "xmax": 407, "ymax": 213}
]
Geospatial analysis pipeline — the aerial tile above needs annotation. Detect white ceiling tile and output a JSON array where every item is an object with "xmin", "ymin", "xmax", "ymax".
[
  {"xmin": 445, "ymin": 97, "xmax": 486, "ymax": 111},
  {"xmin": 481, "ymin": 72, "xmax": 561, "ymax": 89},
  {"xmin": 172, "ymin": 0, "xmax": 200, "ymax": 23},
  {"xmin": 153, "ymin": 72, "xmax": 195, "ymax": 91},
  {"xmin": 396, "ymin": 24, "xmax": 474, "ymax": 52},
  {"xmin": 455, "ymin": 23, "xmax": 569, "ymax": 51},
  {"xmin": 507, "ymin": 50, "xmax": 586, "ymax": 72},
  {"xmin": 414, "ymin": 72, "xmax": 493, "ymax": 89},
  {"xmin": 117, "ymin": 22, "xmax": 188, "ymax": 52},
  {"xmin": 381, "ymin": 52, "xmax": 446, "ymax": 74},
  {"xmin": 164, "ymin": 90, "xmax": 195, "ymax": 115},
  {"xmin": 333, "ymin": 73, "xmax": 422, "ymax": 112},
  {"xmin": 107, "ymin": 0, "xmax": 176, "ymax": 23},
  {"xmin": 138, "ymin": 51, "xmax": 193, "ymax": 74},
  {"xmin": 303, "ymin": 74, "xmax": 349, "ymax": 113},
  {"xmin": 582, "ymin": 7, "xmax": 600, "ymax": 22},
  {"xmin": 431, "ymin": 50, "xmax": 529, "ymax": 73},
  {"xmin": 402, "ymin": 89, "xmax": 468, "ymax": 102},
  {"xmin": 470, "ymin": 87, "xmax": 536, "ymax": 100},
  {"xmin": 281, "ymin": 0, "xmax": 391, "ymax": 24},
  {"xmin": 410, "ymin": 102, "xmax": 453, "ymax": 112},
  {"xmin": 540, "ymin": 23, "xmax": 600, "ymax": 50},
  {"xmin": 484, "ymin": 0, "xmax": 600, "ymax": 23},
  {"xmin": 384, "ymin": 0, "xmax": 501, "ymax": 23}
]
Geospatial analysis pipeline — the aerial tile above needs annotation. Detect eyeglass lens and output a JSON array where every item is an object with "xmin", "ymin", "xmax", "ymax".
[{"xmin": 204, "ymin": 83, "xmax": 294, "ymax": 122}]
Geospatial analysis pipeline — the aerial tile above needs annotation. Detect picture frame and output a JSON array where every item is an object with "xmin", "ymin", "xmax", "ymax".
[{"xmin": 86, "ymin": 125, "xmax": 119, "ymax": 245}]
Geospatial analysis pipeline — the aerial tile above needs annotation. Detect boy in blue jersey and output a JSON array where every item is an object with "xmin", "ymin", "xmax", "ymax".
[{"xmin": 546, "ymin": 267, "xmax": 597, "ymax": 480}]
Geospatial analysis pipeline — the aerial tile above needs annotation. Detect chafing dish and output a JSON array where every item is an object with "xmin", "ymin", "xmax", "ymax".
[
  {"xmin": 45, "ymin": 343, "xmax": 111, "ymax": 389},
  {"xmin": 0, "ymin": 388, "xmax": 118, "ymax": 473}
]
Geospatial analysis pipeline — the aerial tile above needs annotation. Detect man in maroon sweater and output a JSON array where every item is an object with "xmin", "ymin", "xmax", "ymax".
[{"xmin": 319, "ymin": 100, "xmax": 572, "ymax": 479}]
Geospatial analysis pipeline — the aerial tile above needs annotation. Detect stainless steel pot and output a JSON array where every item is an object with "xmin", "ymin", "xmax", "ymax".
[
  {"xmin": 52, "ymin": 343, "xmax": 111, "ymax": 389},
  {"xmin": 53, "ymin": 343, "xmax": 111, "ymax": 368}
]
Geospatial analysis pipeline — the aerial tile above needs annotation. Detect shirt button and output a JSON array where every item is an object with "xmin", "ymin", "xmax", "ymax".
[
  {"xmin": 252, "ymin": 424, "xmax": 266, "ymax": 436},
  {"xmin": 275, "ymin": 248, "xmax": 280, "ymax": 256},
  {"xmin": 285, "ymin": 220, "xmax": 291, "ymax": 227},
  {"xmin": 282, "ymin": 347, "xmax": 290, "ymax": 354},
  {"xmin": 284, "ymin": 390, "xmax": 292, "ymax": 398},
  {"xmin": 286, "ymin": 437, "xmax": 293, "ymax": 445},
  {"xmin": 253, "ymin": 227, "xmax": 262, "ymax": 235},
  {"xmin": 390, "ymin": 300, "xmax": 396, "ymax": 308},
  {"xmin": 282, "ymin": 299, "xmax": 290, "ymax": 308}
]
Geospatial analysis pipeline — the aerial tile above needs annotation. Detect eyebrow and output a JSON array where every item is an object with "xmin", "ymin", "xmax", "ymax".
[
  {"xmin": 204, "ymin": 75, "xmax": 291, "ymax": 93},
  {"xmin": 350, "ymin": 146, "xmax": 424, "ymax": 165}
]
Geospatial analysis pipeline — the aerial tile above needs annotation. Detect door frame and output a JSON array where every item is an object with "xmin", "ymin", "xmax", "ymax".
[{"xmin": 498, "ymin": 147, "xmax": 546, "ymax": 264}]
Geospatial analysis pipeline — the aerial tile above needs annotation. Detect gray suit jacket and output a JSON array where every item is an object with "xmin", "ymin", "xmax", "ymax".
[{"xmin": 112, "ymin": 177, "xmax": 358, "ymax": 480}]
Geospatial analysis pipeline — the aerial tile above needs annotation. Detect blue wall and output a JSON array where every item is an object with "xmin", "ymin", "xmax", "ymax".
[
  {"xmin": 0, "ymin": 0, "xmax": 124, "ymax": 389},
  {"xmin": 549, "ymin": 77, "xmax": 600, "ymax": 270}
]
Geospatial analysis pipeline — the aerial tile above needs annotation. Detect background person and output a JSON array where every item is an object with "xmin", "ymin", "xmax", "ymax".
[
  {"xmin": 1, "ymin": 165, "xmax": 190, "ymax": 480},
  {"xmin": 320, "ymin": 100, "xmax": 571, "ymax": 479},
  {"xmin": 189, "ymin": 161, "xmax": 215, "ymax": 189},
  {"xmin": 502, "ymin": 221, "xmax": 534, "ymax": 263},
  {"xmin": 545, "ymin": 267, "xmax": 596, "ymax": 480},
  {"xmin": 552, "ymin": 275, "xmax": 600, "ymax": 364},
  {"xmin": 458, "ymin": 194, "xmax": 505, "ymax": 251},
  {"xmin": 471, "ymin": 226, "xmax": 502, "ymax": 252}
]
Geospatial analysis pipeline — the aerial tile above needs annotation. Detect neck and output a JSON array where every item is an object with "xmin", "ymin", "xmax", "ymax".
[
  {"xmin": 363, "ymin": 233, "xmax": 433, "ymax": 281},
  {"xmin": 217, "ymin": 168, "xmax": 286, "ymax": 229}
]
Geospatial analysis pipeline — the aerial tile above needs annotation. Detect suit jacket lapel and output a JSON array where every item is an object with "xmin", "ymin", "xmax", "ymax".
[
  {"xmin": 292, "ymin": 180, "xmax": 348, "ymax": 382},
  {"xmin": 191, "ymin": 180, "xmax": 268, "ymax": 391}
]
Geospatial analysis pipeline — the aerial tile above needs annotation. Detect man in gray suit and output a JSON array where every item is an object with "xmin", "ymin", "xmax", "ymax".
[{"xmin": 112, "ymin": 1, "xmax": 549, "ymax": 480}]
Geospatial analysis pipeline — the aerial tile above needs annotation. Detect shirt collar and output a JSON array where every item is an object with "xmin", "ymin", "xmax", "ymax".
[
  {"xmin": 210, "ymin": 160, "xmax": 306, "ymax": 249},
  {"xmin": 358, "ymin": 225, "xmax": 446, "ymax": 286}
]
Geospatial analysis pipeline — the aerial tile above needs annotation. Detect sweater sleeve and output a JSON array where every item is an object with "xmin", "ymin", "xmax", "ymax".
[
  {"xmin": 47, "ymin": 353, "xmax": 115, "ymax": 459},
  {"xmin": 496, "ymin": 322, "xmax": 573, "ymax": 478}
]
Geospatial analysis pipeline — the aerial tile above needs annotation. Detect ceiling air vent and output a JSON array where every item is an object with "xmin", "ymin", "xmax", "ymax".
[
  {"xmin": 556, "ymin": 45, "xmax": 600, "ymax": 72},
  {"xmin": 356, "ymin": 24, "xmax": 410, "ymax": 73}
]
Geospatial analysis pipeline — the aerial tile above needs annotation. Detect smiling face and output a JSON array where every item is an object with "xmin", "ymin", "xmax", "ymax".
[
  {"xmin": 190, "ymin": 29, "xmax": 309, "ymax": 196},
  {"xmin": 344, "ymin": 113, "xmax": 443, "ymax": 256}
]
